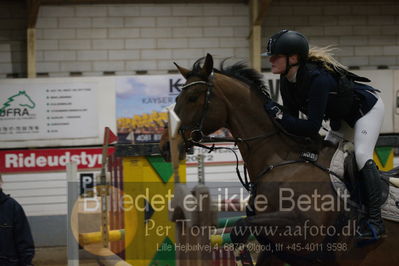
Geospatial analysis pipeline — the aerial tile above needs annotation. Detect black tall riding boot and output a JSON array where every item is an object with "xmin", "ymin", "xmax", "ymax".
[{"xmin": 357, "ymin": 159, "xmax": 386, "ymax": 241}]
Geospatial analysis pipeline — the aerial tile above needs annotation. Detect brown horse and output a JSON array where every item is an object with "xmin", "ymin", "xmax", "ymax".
[{"xmin": 159, "ymin": 54, "xmax": 399, "ymax": 265}]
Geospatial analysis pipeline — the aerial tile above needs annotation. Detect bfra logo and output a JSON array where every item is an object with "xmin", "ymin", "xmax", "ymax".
[{"xmin": 0, "ymin": 90, "xmax": 36, "ymax": 117}]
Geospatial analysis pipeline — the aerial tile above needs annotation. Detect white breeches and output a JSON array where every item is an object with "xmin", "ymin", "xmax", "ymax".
[{"xmin": 325, "ymin": 95, "xmax": 385, "ymax": 169}]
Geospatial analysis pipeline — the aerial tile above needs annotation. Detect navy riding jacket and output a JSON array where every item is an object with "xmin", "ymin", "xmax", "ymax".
[
  {"xmin": 278, "ymin": 63, "xmax": 378, "ymax": 137},
  {"xmin": 0, "ymin": 189, "xmax": 35, "ymax": 266}
]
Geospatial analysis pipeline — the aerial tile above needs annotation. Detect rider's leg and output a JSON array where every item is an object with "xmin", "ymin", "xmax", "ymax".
[
  {"xmin": 354, "ymin": 96, "xmax": 384, "ymax": 169},
  {"xmin": 358, "ymin": 159, "xmax": 386, "ymax": 239},
  {"xmin": 353, "ymin": 96, "xmax": 385, "ymax": 240}
]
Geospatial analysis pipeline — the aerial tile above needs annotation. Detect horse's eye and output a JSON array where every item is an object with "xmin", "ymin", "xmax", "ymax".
[{"xmin": 188, "ymin": 95, "xmax": 197, "ymax": 102}]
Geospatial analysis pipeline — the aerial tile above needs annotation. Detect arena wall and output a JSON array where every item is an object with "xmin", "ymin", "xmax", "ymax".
[{"xmin": 0, "ymin": 1, "xmax": 399, "ymax": 78}]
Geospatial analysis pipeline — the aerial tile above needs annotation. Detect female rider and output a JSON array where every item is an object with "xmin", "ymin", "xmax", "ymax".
[{"xmin": 263, "ymin": 30, "xmax": 385, "ymax": 241}]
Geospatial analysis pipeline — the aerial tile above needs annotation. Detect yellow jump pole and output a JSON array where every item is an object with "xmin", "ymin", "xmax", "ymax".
[{"xmin": 79, "ymin": 229, "xmax": 125, "ymax": 246}]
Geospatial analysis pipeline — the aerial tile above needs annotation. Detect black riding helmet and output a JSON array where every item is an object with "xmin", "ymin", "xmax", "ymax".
[
  {"xmin": 262, "ymin": 30, "xmax": 309, "ymax": 75},
  {"xmin": 263, "ymin": 30, "xmax": 309, "ymax": 58}
]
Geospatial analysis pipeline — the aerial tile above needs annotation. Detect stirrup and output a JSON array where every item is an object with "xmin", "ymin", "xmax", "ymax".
[{"xmin": 357, "ymin": 222, "xmax": 386, "ymax": 246}]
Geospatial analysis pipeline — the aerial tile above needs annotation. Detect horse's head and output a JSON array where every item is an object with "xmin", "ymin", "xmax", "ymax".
[{"xmin": 159, "ymin": 54, "xmax": 228, "ymax": 161}]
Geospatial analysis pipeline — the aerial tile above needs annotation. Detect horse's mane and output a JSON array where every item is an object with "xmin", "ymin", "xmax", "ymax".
[
  {"xmin": 191, "ymin": 57, "xmax": 271, "ymax": 101},
  {"xmin": 191, "ymin": 57, "xmax": 323, "ymax": 150}
]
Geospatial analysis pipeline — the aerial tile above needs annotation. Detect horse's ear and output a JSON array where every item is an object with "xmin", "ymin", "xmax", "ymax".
[
  {"xmin": 202, "ymin": 53, "xmax": 214, "ymax": 77},
  {"xmin": 174, "ymin": 62, "xmax": 191, "ymax": 79}
]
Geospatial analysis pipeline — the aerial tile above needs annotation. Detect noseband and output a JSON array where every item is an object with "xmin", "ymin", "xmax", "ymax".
[
  {"xmin": 175, "ymin": 74, "xmax": 278, "ymax": 192},
  {"xmin": 178, "ymin": 77, "xmax": 214, "ymax": 147}
]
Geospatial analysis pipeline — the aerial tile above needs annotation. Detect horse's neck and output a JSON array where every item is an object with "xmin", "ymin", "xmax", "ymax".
[
  {"xmin": 216, "ymin": 76, "xmax": 291, "ymax": 178},
  {"xmin": 232, "ymin": 111, "xmax": 291, "ymax": 178}
]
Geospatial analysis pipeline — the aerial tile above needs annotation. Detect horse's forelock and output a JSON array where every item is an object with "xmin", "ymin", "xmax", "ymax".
[
  {"xmin": 187, "ymin": 56, "xmax": 213, "ymax": 80},
  {"xmin": 192, "ymin": 57, "xmax": 205, "ymax": 73}
]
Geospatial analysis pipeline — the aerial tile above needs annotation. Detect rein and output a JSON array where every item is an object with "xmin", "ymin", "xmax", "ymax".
[
  {"xmin": 177, "ymin": 76, "xmax": 341, "ymax": 194},
  {"xmin": 254, "ymin": 153, "xmax": 342, "ymax": 180},
  {"xmin": 190, "ymin": 131, "xmax": 279, "ymax": 192},
  {"xmin": 179, "ymin": 75, "xmax": 279, "ymax": 146},
  {"xmin": 178, "ymin": 76, "xmax": 280, "ymax": 191}
]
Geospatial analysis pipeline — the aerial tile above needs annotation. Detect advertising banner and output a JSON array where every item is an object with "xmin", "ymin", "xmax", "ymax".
[
  {"xmin": 0, "ymin": 82, "xmax": 98, "ymax": 141},
  {"xmin": 0, "ymin": 147, "xmax": 114, "ymax": 173},
  {"xmin": 116, "ymin": 75, "xmax": 182, "ymax": 143},
  {"xmin": 115, "ymin": 74, "xmax": 280, "ymax": 143}
]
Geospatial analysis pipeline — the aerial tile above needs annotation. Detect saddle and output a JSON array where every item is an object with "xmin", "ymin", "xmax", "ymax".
[{"xmin": 330, "ymin": 141, "xmax": 399, "ymax": 222}]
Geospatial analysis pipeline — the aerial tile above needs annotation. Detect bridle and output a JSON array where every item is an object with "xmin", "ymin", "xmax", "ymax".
[
  {"xmin": 173, "ymin": 69, "xmax": 343, "ymax": 201},
  {"xmin": 175, "ymin": 73, "xmax": 279, "ymax": 192},
  {"xmin": 178, "ymin": 79, "xmax": 213, "ymax": 146},
  {"xmin": 177, "ymin": 74, "xmax": 278, "ymax": 149}
]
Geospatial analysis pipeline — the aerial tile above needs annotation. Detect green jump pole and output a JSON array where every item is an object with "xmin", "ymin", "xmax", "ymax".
[
  {"xmin": 217, "ymin": 216, "xmax": 246, "ymax": 228},
  {"xmin": 210, "ymin": 233, "xmax": 256, "ymax": 247}
]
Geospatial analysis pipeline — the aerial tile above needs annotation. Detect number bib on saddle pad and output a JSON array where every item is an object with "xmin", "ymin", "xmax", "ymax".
[{"xmin": 329, "ymin": 142, "xmax": 399, "ymax": 223}]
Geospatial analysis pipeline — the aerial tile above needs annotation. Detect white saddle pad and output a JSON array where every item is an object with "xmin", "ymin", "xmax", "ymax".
[{"xmin": 329, "ymin": 142, "xmax": 399, "ymax": 222}]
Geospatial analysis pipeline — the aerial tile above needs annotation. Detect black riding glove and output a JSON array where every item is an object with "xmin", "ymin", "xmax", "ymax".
[{"xmin": 264, "ymin": 101, "xmax": 283, "ymax": 119}]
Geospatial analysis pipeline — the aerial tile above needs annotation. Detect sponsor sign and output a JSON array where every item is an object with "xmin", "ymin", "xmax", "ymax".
[
  {"xmin": 116, "ymin": 75, "xmax": 181, "ymax": 143},
  {"xmin": 0, "ymin": 82, "xmax": 98, "ymax": 141},
  {"xmin": 116, "ymin": 74, "xmax": 281, "ymax": 144},
  {"xmin": 0, "ymin": 147, "xmax": 114, "ymax": 173}
]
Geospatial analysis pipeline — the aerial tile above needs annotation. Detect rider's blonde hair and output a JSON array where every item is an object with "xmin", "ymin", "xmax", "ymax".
[{"xmin": 307, "ymin": 46, "xmax": 347, "ymax": 73}]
